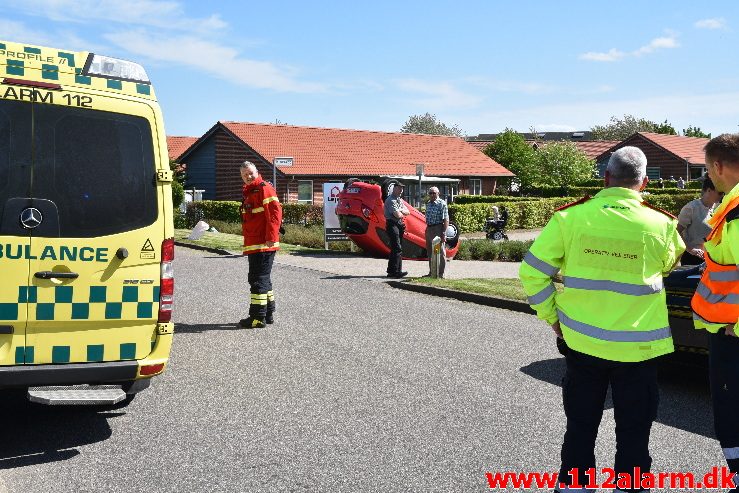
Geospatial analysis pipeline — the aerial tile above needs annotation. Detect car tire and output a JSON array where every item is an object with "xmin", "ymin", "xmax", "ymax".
[
  {"xmin": 343, "ymin": 177, "xmax": 360, "ymax": 189},
  {"xmin": 492, "ymin": 231, "xmax": 504, "ymax": 241},
  {"xmin": 445, "ymin": 221, "xmax": 460, "ymax": 248},
  {"xmin": 381, "ymin": 178, "xmax": 402, "ymax": 201}
]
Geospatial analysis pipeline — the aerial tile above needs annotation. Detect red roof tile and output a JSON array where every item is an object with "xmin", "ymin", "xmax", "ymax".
[
  {"xmin": 466, "ymin": 139, "xmax": 618, "ymax": 160},
  {"xmin": 573, "ymin": 141, "xmax": 620, "ymax": 160},
  {"xmin": 637, "ymin": 132, "xmax": 708, "ymax": 165},
  {"xmin": 167, "ymin": 136, "xmax": 198, "ymax": 161},
  {"xmin": 220, "ymin": 122, "xmax": 513, "ymax": 177}
]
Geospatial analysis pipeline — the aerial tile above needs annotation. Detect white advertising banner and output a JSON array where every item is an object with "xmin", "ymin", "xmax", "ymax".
[{"xmin": 323, "ymin": 182, "xmax": 349, "ymax": 246}]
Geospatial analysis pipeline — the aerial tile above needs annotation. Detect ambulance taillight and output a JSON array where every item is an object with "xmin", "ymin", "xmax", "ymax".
[{"xmin": 158, "ymin": 238, "xmax": 174, "ymax": 322}]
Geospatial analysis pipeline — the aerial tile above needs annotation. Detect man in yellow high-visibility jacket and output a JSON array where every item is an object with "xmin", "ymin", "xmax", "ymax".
[
  {"xmin": 520, "ymin": 146, "xmax": 684, "ymax": 493},
  {"xmin": 691, "ymin": 134, "xmax": 739, "ymax": 491}
]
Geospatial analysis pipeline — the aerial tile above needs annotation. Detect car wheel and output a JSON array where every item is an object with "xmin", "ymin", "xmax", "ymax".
[
  {"xmin": 492, "ymin": 231, "xmax": 503, "ymax": 241},
  {"xmin": 344, "ymin": 177, "xmax": 360, "ymax": 189},
  {"xmin": 445, "ymin": 221, "xmax": 460, "ymax": 248},
  {"xmin": 381, "ymin": 178, "xmax": 402, "ymax": 201}
]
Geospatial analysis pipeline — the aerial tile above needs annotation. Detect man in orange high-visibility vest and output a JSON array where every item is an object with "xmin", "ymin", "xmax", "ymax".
[
  {"xmin": 692, "ymin": 134, "xmax": 739, "ymax": 491},
  {"xmin": 239, "ymin": 160, "xmax": 282, "ymax": 329}
]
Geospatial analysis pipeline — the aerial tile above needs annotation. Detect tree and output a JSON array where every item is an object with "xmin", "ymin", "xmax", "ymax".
[
  {"xmin": 591, "ymin": 115, "xmax": 676, "ymax": 140},
  {"xmin": 683, "ymin": 125, "xmax": 711, "ymax": 138},
  {"xmin": 400, "ymin": 113, "xmax": 464, "ymax": 137},
  {"xmin": 653, "ymin": 119, "xmax": 677, "ymax": 135},
  {"xmin": 483, "ymin": 129, "xmax": 537, "ymax": 190},
  {"xmin": 534, "ymin": 142, "xmax": 597, "ymax": 187}
]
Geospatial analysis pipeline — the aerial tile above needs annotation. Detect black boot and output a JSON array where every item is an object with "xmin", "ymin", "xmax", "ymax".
[
  {"xmin": 266, "ymin": 291, "xmax": 275, "ymax": 324},
  {"xmin": 239, "ymin": 317, "xmax": 266, "ymax": 329}
]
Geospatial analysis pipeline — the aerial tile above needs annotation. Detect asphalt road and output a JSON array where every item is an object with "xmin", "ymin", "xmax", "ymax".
[{"xmin": 0, "ymin": 247, "xmax": 724, "ymax": 492}]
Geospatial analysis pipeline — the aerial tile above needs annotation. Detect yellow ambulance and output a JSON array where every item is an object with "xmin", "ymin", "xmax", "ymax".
[{"xmin": 0, "ymin": 40, "xmax": 174, "ymax": 405}]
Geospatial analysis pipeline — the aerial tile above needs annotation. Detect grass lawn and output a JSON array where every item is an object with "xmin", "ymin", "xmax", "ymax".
[
  {"xmin": 174, "ymin": 229, "xmax": 352, "ymax": 255},
  {"xmin": 409, "ymin": 277, "xmax": 563, "ymax": 301}
]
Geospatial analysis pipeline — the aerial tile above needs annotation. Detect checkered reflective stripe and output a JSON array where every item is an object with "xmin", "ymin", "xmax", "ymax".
[
  {"xmin": 4, "ymin": 284, "xmax": 160, "ymax": 364},
  {"xmin": 0, "ymin": 42, "xmax": 155, "ymax": 99}
]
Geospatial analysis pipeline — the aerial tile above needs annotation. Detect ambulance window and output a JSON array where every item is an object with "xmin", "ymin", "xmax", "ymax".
[
  {"xmin": 33, "ymin": 105, "xmax": 157, "ymax": 237},
  {"xmin": 0, "ymin": 99, "xmax": 32, "ymax": 216}
]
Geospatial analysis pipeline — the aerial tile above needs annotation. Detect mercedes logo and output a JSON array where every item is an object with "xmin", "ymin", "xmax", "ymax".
[{"xmin": 19, "ymin": 207, "xmax": 43, "ymax": 229}]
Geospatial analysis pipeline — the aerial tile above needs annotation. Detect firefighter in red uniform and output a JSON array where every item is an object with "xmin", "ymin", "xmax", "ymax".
[{"xmin": 239, "ymin": 160, "xmax": 283, "ymax": 329}]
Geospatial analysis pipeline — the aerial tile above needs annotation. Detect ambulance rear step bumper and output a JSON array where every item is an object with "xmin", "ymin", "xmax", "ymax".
[
  {"xmin": 28, "ymin": 385, "xmax": 126, "ymax": 405},
  {"xmin": 0, "ymin": 360, "xmax": 138, "ymax": 388}
]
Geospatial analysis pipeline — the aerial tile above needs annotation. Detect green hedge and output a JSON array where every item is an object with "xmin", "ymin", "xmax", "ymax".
[
  {"xmin": 183, "ymin": 200, "xmax": 324, "ymax": 226},
  {"xmin": 450, "ymin": 197, "xmax": 576, "ymax": 231},
  {"xmin": 449, "ymin": 192, "xmax": 697, "ymax": 231},
  {"xmin": 454, "ymin": 195, "xmax": 543, "ymax": 204}
]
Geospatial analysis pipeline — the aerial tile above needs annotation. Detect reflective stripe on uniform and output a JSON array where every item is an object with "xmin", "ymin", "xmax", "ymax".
[
  {"xmin": 697, "ymin": 282, "xmax": 739, "ymax": 305},
  {"xmin": 251, "ymin": 207, "xmax": 265, "ymax": 213},
  {"xmin": 262, "ymin": 196, "xmax": 279, "ymax": 205},
  {"xmin": 243, "ymin": 242, "xmax": 280, "ymax": 252},
  {"xmin": 523, "ymin": 251, "xmax": 559, "ymax": 277},
  {"xmin": 558, "ymin": 310, "xmax": 671, "ymax": 343},
  {"xmin": 528, "ymin": 283, "xmax": 556, "ymax": 305},
  {"xmin": 710, "ymin": 269, "xmax": 739, "ymax": 282},
  {"xmin": 250, "ymin": 294, "xmax": 268, "ymax": 305},
  {"xmin": 563, "ymin": 276, "xmax": 662, "ymax": 296},
  {"xmin": 724, "ymin": 447, "xmax": 739, "ymax": 460}
]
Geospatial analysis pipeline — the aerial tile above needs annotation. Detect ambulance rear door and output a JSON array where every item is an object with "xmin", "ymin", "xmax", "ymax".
[
  {"xmin": 0, "ymin": 97, "xmax": 32, "ymax": 366},
  {"xmin": 24, "ymin": 90, "xmax": 163, "ymax": 366}
]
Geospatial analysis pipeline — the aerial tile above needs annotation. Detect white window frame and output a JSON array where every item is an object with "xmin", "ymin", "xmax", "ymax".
[
  {"xmin": 297, "ymin": 180, "xmax": 313, "ymax": 204},
  {"xmin": 470, "ymin": 178, "xmax": 482, "ymax": 196}
]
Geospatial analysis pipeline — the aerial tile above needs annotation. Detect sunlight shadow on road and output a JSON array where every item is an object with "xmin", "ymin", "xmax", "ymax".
[
  {"xmin": 0, "ymin": 390, "xmax": 121, "ymax": 469},
  {"xmin": 520, "ymin": 354, "xmax": 713, "ymax": 438}
]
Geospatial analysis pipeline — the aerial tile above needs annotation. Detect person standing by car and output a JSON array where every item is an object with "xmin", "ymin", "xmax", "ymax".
[
  {"xmin": 239, "ymin": 160, "xmax": 283, "ymax": 329},
  {"xmin": 677, "ymin": 177, "xmax": 721, "ymax": 265},
  {"xmin": 691, "ymin": 134, "xmax": 739, "ymax": 490},
  {"xmin": 424, "ymin": 187, "xmax": 449, "ymax": 278},
  {"xmin": 384, "ymin": 182, "xmax": 409, "ymax": 278},
  {"xmin": 520, "ymin": 146, "xmax": 684, "ymax": 493}
]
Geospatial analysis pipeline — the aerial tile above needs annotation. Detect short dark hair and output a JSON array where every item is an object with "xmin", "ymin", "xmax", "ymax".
[
  {"xmin": 704, "ymin": 133, "xmax": 739, "ymax": 167},
  {"xmin": 702, "ymin": 176, "xmax": 716, "ymax": 192}
]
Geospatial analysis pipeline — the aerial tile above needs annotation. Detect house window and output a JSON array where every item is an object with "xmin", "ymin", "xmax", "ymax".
[
  {"xmin": 646, "ymin": 167, "xmax": 661, "ymax": 179},
  {"xmin": 470, "ymin": 179, "xmax": 482, "ymax": 195},
  {"xmin": 298, "ymin": 180, "xmax": 313, "ymax": 204}
]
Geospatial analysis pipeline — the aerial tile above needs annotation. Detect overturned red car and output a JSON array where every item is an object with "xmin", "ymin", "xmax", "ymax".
[{"xmin": 335, "ymin": 179, "xmax": 460, "ymax": 260}]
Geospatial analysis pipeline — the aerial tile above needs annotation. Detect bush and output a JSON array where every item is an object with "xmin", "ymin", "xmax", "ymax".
[
  {"xmin": 449, "ymin": 197, "xmax": 576, "ymax": 231},
  {"xmin": 172, "ymin": 181, "xmax": 184, "ymax": 210},
  {"xmin": 180, "ymin": 200, "xmax": 326, "ymax": 226},
  {"xmin": 174, "ymin": 211, "xmax": 187, "ymax": 228},
  {"xmin": 455, "ymin": 239, "xmax": 533, "ymax": 262},
  {"xmin": 282, "ymin": 204, "xmax": 324, "ymax": 225}
]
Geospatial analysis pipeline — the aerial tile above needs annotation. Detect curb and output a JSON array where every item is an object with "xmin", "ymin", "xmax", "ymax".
[
  {"xmin": 175, "ymin": 242, "xmax": 532, "ymax": 314},
  {"xmin": 174, "ymin": 241, "xmax": 235, "ymax": 256},
  {"xmin": 387, "ymin": 280, "xmax": 535, "ymax": 315}
]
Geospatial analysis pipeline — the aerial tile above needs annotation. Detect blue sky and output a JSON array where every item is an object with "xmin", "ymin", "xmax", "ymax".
[{"xmin": 3, "ymin": 0, "xmax": 739, "ymax": 138}]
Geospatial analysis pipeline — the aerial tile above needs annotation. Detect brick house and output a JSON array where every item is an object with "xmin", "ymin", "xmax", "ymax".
[
  {"xmin": 166, "ymin": 136, "xmax": 198, "ymax": 162},
  {"xmin": 594, "ymin": 132, "xmax": 709, "ymax": 181},
  {"xmin": 177, "ymin": 121, "xmax": 513, "ymax": 205}
]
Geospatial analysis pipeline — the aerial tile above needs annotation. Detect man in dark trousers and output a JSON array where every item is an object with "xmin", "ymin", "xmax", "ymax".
[
  {"xmin": 691, "ymin": 134, "xmax": 739, "ymax": 492},
  {"xmin": 239, "ymin": 160, "xmax": 283, "ymax": 329},
  {"xmin": 520, "ymin": 147, "xmax": 684, "ymax": 493},
  {"xmin": 384, "ymin": 182, "xmax": 409, "ymax": 278}
]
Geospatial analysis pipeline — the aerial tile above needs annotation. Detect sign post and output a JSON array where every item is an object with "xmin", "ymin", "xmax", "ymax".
[
  {"xmin": 323, "ymin": 182, "xmax": 349, "ymax": 250},
  {"xmin": 415, "ymin": 163, "xmax": 425, "ymax": 208},
  {"xmin": 272, "ymin": 156, "xmax": 293, "ymax": 199}
]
